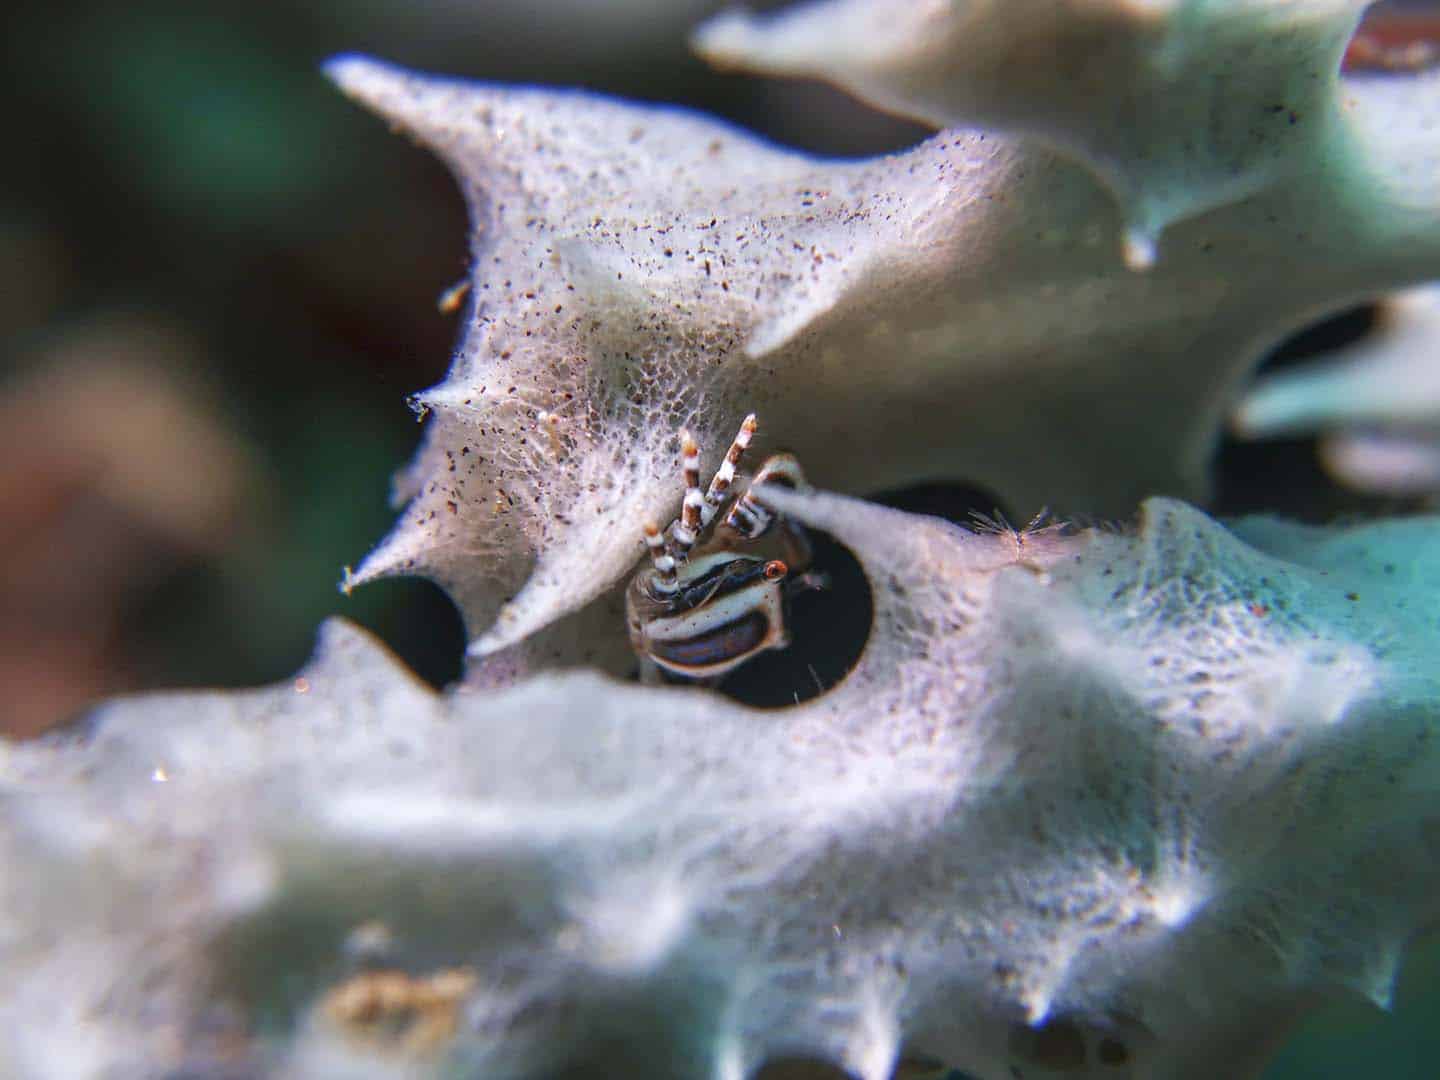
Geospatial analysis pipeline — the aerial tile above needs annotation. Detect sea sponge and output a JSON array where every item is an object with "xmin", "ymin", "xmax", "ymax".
[
  {"xmin": 9, "ymin": 4, "xmax": 1440, "ymax": 1077},
  {"xmin": 329, "ymin": 0, "xmax": 1440, "ymax": 665},
  {"xmin": 1236, "ymin": 284, "xmax": 1440, "ymax": 494},
  {"xmin": 5, "ymin": 490, "xmax": 1438, "ymax": 1078}
]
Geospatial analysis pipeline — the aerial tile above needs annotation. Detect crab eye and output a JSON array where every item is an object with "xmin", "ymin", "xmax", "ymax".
[{"xmin": 763, "ymin": 560, "xmax": 787, "ymax": 581}]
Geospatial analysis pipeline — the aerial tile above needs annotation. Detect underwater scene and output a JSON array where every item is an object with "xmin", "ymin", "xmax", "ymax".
[{"xmin": 3, "ymin": 1, "xmax": 1440, "ymax": 1076}]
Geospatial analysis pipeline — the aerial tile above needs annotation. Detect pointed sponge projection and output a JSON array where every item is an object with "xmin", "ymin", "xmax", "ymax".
[{"xmin": 328, "ymin": 11, "xmax": 1440, "ymax": 660}]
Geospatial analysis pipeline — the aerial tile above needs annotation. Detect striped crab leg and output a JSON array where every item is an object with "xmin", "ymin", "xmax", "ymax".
[
  {"xmin": 726, "ymin": 452, "xmax": 806, "ymax": 539},
  {"xmin": 643, "ymin": 520, "xmax": 678, "ymax": 594},
  {"xmin": 668, "ymin": 430, "xmax": 706, "ymax": 562},
  {"xmin": 701, "ymin": 413, "xmax": 757, "ymax": 526}
]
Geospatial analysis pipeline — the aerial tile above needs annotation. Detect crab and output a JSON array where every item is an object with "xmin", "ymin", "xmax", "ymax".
[{"xmin": 625, "ymin": 414, "xmax": 820, "ymax": 681}]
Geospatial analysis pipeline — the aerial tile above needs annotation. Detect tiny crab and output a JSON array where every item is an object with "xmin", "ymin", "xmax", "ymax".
[{"xmin": 626, "ymin": 414, "xmax": 819, "ymax": 681}]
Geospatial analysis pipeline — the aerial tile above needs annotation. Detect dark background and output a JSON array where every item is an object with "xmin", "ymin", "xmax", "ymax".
[{"xmin": 1, "ymin": 1, "xmax": 1437, "ymax": 1074}]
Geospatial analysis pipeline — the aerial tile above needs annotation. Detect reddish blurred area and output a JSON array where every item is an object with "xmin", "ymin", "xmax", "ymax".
[
  {"xmin": 1346, "ymin": 7, "xmax": 1440, "ymax": 70},
  {"xmin": 0, "ymin": 321, "xmax": 257, "ymax": 737}
]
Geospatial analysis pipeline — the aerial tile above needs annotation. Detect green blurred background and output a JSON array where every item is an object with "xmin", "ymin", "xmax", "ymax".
[{"xmin": 1, "ymin": 0, "xmax": 1437, "ymax": 1075}]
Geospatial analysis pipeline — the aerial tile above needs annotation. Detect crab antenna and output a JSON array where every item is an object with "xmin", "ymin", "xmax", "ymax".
[
  {"xmin": 643, "ymin": 520, "xmax": 678, "ymax": 593},
  {"xmin": 670, "ymin": 429, "xmax": 705, "ymax": 561},
  {"xmin": 702, "ymin": 413, "xmax": 757, "ymax": 526},
  {"xmin": 728, "ymin": 452, "xmax": 805, "ymax": 539}
]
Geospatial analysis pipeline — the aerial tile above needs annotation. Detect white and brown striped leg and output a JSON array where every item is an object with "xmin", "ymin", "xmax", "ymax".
[
  {"xmin": 701, "ymin": 413, "xmax": 757, "ymax": 527},
  {"xmin": 726, "ymin": 452, "xmax": 806, "ymax": 540},
  {"xmin": 643, "ymin": 520, "xmax": 678, "ymax": 595},
  {"xmin": 669, "ymin": 430, "xmax": 706, "ymax": 562}
]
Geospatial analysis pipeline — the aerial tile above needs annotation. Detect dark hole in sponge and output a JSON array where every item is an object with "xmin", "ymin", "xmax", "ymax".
[
  {"xmin": 1009, "ymin": 1017, "xmax": 1088, "ymax": 1071},
  {"xmin": 1097, "ymin": 1036, "xmax": 1130, "ymax": 1065},
  {"xmin": 718, "ymin": 524, "xmax": 871, "ymax": 708},
  {"xmin": 749, "ymin": 1058, "xmax": 858, "ymax": 1080},
  {"xmin": 718, "ymin": 479, "xmax": 1008, "ymax": 709},
  {"xmin": 871, "ymin": 480, "xmax": 1013, "ymax": 529}
]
